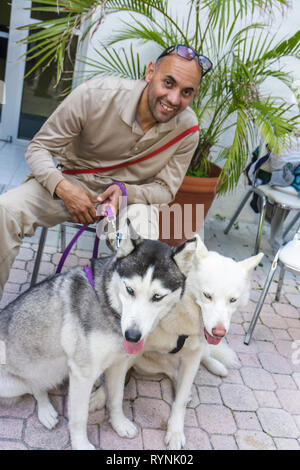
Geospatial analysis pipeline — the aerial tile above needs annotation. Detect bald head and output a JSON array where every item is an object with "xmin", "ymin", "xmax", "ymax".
[{"xmin": 155, "ymin": 51, "xmax": 202, "ymax": 87}]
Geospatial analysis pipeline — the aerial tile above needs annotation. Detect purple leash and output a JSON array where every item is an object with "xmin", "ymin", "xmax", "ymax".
[{"xmin": 55, "ymin": 182, "xmax": 127, "ymax": 288}]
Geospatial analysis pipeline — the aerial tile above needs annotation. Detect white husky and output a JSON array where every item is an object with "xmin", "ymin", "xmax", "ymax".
[{"xmin": 90, "ymin": 235, "xmax": 263, "ymax": 450}]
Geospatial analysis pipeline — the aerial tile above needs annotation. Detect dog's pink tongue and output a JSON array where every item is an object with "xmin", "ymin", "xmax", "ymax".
[
  {"xmin": 204, "ymin": 329, "xmax": 222, "ymax": 346},
  {"xmin": 123, "ymin": 339, "xmax": 144, "ymax": 355}
]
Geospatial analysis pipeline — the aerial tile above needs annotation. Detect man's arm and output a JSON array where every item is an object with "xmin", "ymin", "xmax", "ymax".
[{"xmin": 25, "ymin": 82, "xmax": 102, "ymax": 224}]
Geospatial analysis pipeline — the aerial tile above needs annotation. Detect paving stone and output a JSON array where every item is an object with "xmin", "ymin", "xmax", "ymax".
[
  {"xmin": 257, "ymin": 408, "xmax": 299, "ymax": 438},
  {"xmin": 24, "ymin": 415, "xmax": 69, "ymax": 449},
  {"xmin": 285, "ymin": 293, "xmax": 300, "ymax": 308},
  {"xmin": 260, "ymin": 312, "xmax": 288, "ymax": 329},
  {"xmin": 87, "ymin": 408, "xmax": 106, "ymax": 426},
  {"xmin": 124, "ymin": 377, "xmax": 138, "ymax": 400},
  {"xmin": 160, "ymin": 378, "xmax": 174, "ymax": 405},
  {"xmin": 137, "ymin": 379, "xmax": 162, "ymax": 399},
  {"xmin": 7, "ymin": 268, "xmax": 28, "ymax": 285},
  {"xmin": 240, "ymin": 367, "xmax": 276, "ymax": 391},
  {"xmin": 184, "ymin": 428, "xmax": 212, "ymax": 450},
  {"xmin": 220, "ymin": 384, "xmax": 258, "ymax": 411},
  {"xmin": 198, "ymin": 386, "xmax": 222, "ymax": 404},
  {"xmin": 194, "ymin": 367, "xmax": 222, "ymax": 387},
  {"xmin": 18, "ymin": 247, "xmax": 34, "ymax": 261},
  {"xmin": 196, "ymin": 405, "xmax": 236, "ymax": 434},
  {"xmin": 0, "ymin": 418, "xmax": 23, "ymax": 439},
  {"xmin": 133, "ymin": 398, "xmax": 170, "ymax": 429},
  {"xmin": 288, "ymin": 328, "xmax": 300, "ymax": 341},
  {"xmin": 185, "ymin": 408, "xmax": 198, "ymax": 427},
  {"xmin": 0, "ymin": 395, "xmax": 35, "ymax": 419},
  {"xmin": 272, "ymin": 328, "xmax": 292, "ymax": 340},
  {"xmin": 255, "ymin": 341, "xmax": 276, "ymax": 353},
  {"xmin": 258, "ymin": 352, "xmax": 293, "ymax": 374},
  {"xmin": 0, "ymin": 441, "xmax": 28, "ymax": 450},
  {"xmin": 222, "ymin": 369, "xmax": 244, "ymax": 385},
  {"xmin": 273, "ymin": 374, "xmax": 297, "ymax": 390},
  {"xmin": 254, "ymin": 391, "xmax": 281, "ymax": 408},
  {"xmin": 234, "ymin": 412, "xmax": 262, "ymax": 431},
  {"xmin": 273, "ymin": 303, "xmax": 299, "ymax": 319},
  {"xmin": 274, "ymin": 339, "xmax": 296, "ymax": 359},
  {"xmin": 186, "ymin": 384, "xmax": 200, "ymax": 409},
  {"xmin": 3, "ymin": 282, "xmax": 20, "ymax": 294},
  {"xmin": 100, "ymin": 420, "xmax": 143, "ymax": 450},
  {"xmin": 211, "ymin": 434, "xmax": 238, "ymax": 450},
  {"xmin": 235, "ymin": 430, "xmax": 276, "ymax": 450},
  {"xmin": 142, "ymin": 429, "xmax": 167, "ymax": 450},
  {"xmin": 238, "ymin": 352, "xmax": 260, "ymax": 368},
  {"xmin": 274, "ymin": 438, "xmax": 300, "ymax": 450},
  {"xmin": 292, "ymin": 372, "xmax": 300, "ymax": 389},
  {"xmin": 276, "ymin": 389, "xmax": 300, "ymax": 414}
]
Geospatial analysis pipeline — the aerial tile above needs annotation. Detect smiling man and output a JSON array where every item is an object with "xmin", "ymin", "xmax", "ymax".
[{"xmin": 0, "ymin": 45, "xmax": 212, "ymax": 299}]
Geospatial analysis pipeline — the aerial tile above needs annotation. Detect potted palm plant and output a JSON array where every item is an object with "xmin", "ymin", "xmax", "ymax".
[{"xmin": 20, "ymin": 0, "xmax": 300, "ymax": 243}]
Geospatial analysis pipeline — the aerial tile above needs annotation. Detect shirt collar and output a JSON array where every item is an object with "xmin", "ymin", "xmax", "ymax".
[{"xmin": 119, "ymin": 79, "xmax": 178, "ymax": 134}]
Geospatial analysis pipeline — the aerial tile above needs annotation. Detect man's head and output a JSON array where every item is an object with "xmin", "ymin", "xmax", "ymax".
[{"xmin": 143, "ymin": 45, "xmax": 212, "ymax": 124}]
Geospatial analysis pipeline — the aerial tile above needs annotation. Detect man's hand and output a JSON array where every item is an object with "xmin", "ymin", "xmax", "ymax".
[
  {"xmin": 55, "ymin": 179, "xmax": 99, "ymax": 225},
  {"xmin": 97, "ymin": 184, "xmax": 123, "ymax": 217}
]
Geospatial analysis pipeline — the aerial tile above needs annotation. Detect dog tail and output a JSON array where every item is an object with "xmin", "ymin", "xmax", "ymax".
[{"xmin": 201, "ymin": 341, "xmax": 239, "ymax": 377}]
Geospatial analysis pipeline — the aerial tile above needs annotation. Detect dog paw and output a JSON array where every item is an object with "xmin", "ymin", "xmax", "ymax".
[
  {"xmin": 165, "ymin": 429, "xmax": 186, "ymax": 450},
  {"xmin": 111, "ymin": 416, "xmax": 138, "ymax": 439},
  {"xmin": 38, "ymin": 402, "xmax": 59, "ymax": 430},
  {"xmin": 89, "ymin": 386, "xmax": 106, "ymax": 412}
]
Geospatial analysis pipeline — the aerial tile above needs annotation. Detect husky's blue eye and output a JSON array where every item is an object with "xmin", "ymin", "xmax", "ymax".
[
  {"xmin": 152, "ymin": 294, "xmax": 164, "ymax": 302},
  {"xmin": 126, "ymin": 286, "xmax": 134, "ymax": 296}
]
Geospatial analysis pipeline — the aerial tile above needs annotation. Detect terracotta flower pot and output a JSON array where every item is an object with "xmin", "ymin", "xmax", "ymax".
[{"xmin": 159, "ymin": 163, "xmax": 222, "ymax": 246}]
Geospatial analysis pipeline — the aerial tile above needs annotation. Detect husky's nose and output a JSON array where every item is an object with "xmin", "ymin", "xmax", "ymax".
[
  {"xmin": 212, "ymin": 325, "xmax": 226, "ymax": 338},
  {"xmin": 125, "ymin": 329, "xmax": 142, "ymax": 343}
]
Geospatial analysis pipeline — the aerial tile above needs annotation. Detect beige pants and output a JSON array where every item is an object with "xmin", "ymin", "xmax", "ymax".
[{"xmin": 0, "ymin": 177, "xmax": 159, "ymax": 300}]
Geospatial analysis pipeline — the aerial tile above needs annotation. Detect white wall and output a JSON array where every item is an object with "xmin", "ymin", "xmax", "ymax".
[{"xmin": 82, "ymin": 0, "xmax": 300, "ymax": 223}]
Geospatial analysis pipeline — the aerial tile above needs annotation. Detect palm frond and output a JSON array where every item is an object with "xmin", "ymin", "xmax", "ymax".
[{"xmin": 78, "ymin": 44, "xmax": 146, "ymax": 80}]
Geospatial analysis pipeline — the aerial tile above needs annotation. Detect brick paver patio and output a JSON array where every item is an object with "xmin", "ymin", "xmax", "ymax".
[{"xmin": 0, "ymin": 216, "xmax": 299, "ymax": 450}]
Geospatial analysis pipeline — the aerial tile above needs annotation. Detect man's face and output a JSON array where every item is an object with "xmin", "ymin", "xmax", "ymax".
[{"xmin": 145, "ymin": 54, "xmax": 202, "ymax": 123}]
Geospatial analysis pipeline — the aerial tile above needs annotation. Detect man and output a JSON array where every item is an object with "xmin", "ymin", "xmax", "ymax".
[{"xmin": 0, "ymin": 45, "xmax": 212, "ymax": 299}]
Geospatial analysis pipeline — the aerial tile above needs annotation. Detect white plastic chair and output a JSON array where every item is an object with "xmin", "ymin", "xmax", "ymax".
[{"xmin": 244, "ymin": 223, "xmax": 300, "ymax": 344}]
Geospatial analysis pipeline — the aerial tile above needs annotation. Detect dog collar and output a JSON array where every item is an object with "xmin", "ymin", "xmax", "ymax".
[{"xmin": 169, "ymin": 335, "xmax": 189, "ymax": 354}]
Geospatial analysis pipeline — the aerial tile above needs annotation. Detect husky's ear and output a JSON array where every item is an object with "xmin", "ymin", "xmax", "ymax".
[
  {"xmin": 116, "ymin": 218, "xmax": 143, "ymax": 258},
  {"xmin": 194, "ymin": 233, "xmax": 209, "ymax": 260},
  {"xmin": 172, "ymin": 237, "xmax": 197, "ymax": 276},
  {"xmin": 238, "ymin": 252, "xmax": 264, "ymax": 275}
]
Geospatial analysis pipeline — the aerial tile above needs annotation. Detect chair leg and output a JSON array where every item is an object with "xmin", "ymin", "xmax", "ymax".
[
  {"xmin": 254, "ymin": 196, "xmax": 266, "ymax": 255},
  {"xmin": 224, "ymin": 189, "xmax": 253, "ymax": 235},
  {"xmin": 244, "ymin": 249, "xmax": 280, "ymax": 345},
  {"xmin": 60, "ymin": 224, "xmax": 66, "ymax": 252},
  {"xmin": 30, "ymin": 227, "xmax": 48, "ymax": 287},
  {"xmin": 275, "ymin": 264, "xmax": 285, "ymax": 302}
]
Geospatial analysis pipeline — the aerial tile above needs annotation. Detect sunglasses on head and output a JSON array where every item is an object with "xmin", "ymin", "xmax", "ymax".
[{"xmin": 156, "ymin": 44, "xmax": 213, "ymax": 77}]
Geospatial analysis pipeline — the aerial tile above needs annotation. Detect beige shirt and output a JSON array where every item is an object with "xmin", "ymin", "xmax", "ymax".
[{"xmin": 25, "ymin": 76, "xmax": 199, "ymax": 204}]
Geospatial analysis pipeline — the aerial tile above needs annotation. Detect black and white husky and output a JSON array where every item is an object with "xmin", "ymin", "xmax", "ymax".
[{"xmin": 0, "ymin": 232, "xmax": 196, "ymax": 450}]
